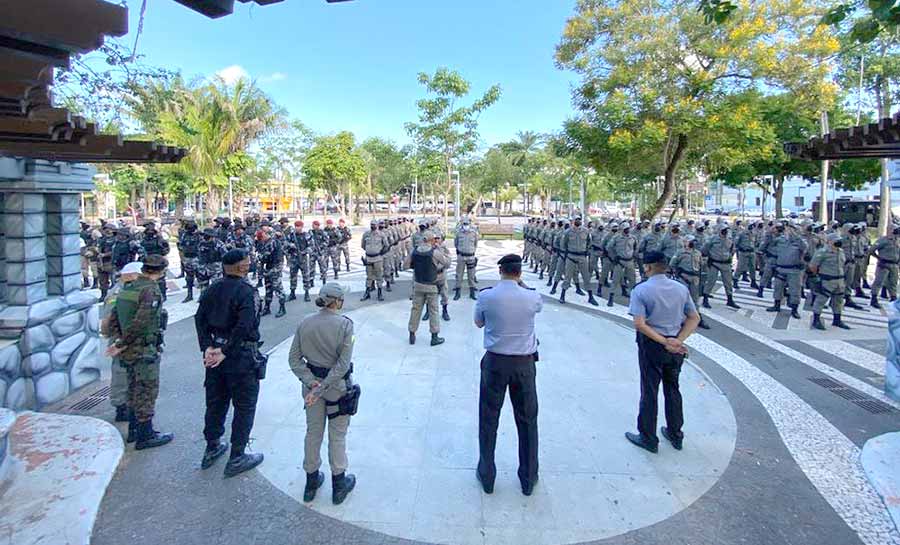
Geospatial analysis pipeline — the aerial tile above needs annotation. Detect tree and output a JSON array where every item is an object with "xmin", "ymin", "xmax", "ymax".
[
  {"xmin": 405, "ymin": 68, "xmax": 501, "ymax": 221},
  {"xmin": 498, "ymin": 131, "xmax": 545, "ymax": 212},
  {"xmin": 301, "ymin": 131, "xmax": 367, "ymax": 217},
  {"xmin": 556, "ymin": 0, "xmax": 840, "ymax": 219}
]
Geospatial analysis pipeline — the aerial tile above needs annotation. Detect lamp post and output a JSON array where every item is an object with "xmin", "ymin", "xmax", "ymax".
[
  {"xmin": 452, "ymin": 170, "xmax": 461, "ymax": 222},
  {"xmin": 228, "ymin": 176, "xmax": 238, "ymax": 217}
]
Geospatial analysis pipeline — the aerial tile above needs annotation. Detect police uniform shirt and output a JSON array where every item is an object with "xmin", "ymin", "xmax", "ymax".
[
  {"xmin": 195, "ymin": 274, "xmax": 261, "ymax": 373},
  {"xmin": 474, "ymin": 280, "xmax": 542, "ymax": 356},
  {"xmin": 628, "ymin": 274, "xmax": 696, "ymax": 337}
]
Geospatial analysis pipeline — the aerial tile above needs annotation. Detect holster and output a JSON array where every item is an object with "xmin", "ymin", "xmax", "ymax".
[{"xmin": 327, "ymin": 384, "xmax": 361, "ymax": 419}]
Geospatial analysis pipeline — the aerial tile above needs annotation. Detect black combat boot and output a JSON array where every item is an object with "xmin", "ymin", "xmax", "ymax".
[
  {"xmin": 550, "ymin": 281, "xmax": 559, "ymax": 295},
  {"xmin": 83, "ymin": 276, "xmax": 90, "ymax": 289},
  {"xmin": 575, "ymin": 283, "xmax": 585, "ymax": 296},
  {"xmin": 750, "ymin": 279, "xmax": 759, "ymax": 290},
  {"xmin": 833, "ymin": 314, "xmax": 851, "ymax": 330},
  {"xmin": 177, "ymin": 269, "xmax": 185, "ymax": 279},
  {"xmin": 422, "ymin": 308, "xmax": 430, "ymax": 321},
  {"xmin": 377, "ymin": 288, "xmax": 384, "ymax": 302},
  {"xmin": 698, "ymin": 316, "xmax": 710, "ymax": 330},
  {"xmin": 224, "ymin": 448, "xmax": 264, "ymax": 478},
  {"xmin": 621, "ymin": 285, "xmax": 628, "ymax": 297},
  {"xmin": 546, "ymin": 276, "xmax": 553, "ymax": 287},
  {"xmin": 741, "ymin": 273, "xmax": 750, "ymax": 282},
  {"xmin": 303, "ymin": 471, "xmax": 325, "ymax": 502},
  {"xmin": 607, "ymin": 293, "xmax": 615, "ymax": 307},
  {"xmin": 790, "ymin": 304, "xmax": 801, "ymax": 319},
  {"xmin": 430, "ymin": 332, "xmax": 445, "ymax": 346},
  {"xmin": 361, "ymin": 288, "xmax": 371, "ymax": 301},
  {"xmin": 260, "ymin": 303, "xmax": 271, "ymax": 316},
  {"xmin": 702, "ymin": 295, "xmax": 712, "ymax": 309},
  {"xmin": 100, "ymin": 286, "xmax": 108, "ymax": 301},
  {"xmin": 332, "ymin": 473, "xmax": 357, "ymax": 505},
  {"xmin": 811, "ymin": 314, "xmax": 826, "ymax": 330},
  {"xmin": 871, "ymin": 295, "xmax": 882, "ymax": 309},
  {"xmin": 587, "ymin": 290, "xmax": 599, "ymax": 306},
  {"xmin": 726, "ymin": 295, "xmax": 741, "ymax": 309},
  {"xmin": 863, "ymin": 278, "xmax": 871, "ymax": 289},
  {"xmin": 114, "ymin": 404, "xmax": 128, "ymax": 422},
  {"xmin": 334, "ymin": 271, "xmax": 339, "ymax": 280},
  {"xmin": 275, "ymin": 302, "xmax": 286, "ymax": 318},
  {"xmin": 409, "ymin": 332, "xmax": 416, "ymax": 345},
  {"xmin": 346, "ymin": 264, "xmax": 350, "ymax": 272},
  {"xmin": 882, "ymin": 287, "xmax": 889, "ymax": 299},
  {"xmin": 454, "ymin": 288, "xmax": 461, "ymax": 301},
  {"xmin": 539, "ymin": 270, "xmax": 544, "ymax": 280},
  {"xmin": 855, "ymin": 287, "xmax": 866, "ymax": 298},
  {"xmin": 469, "ymin": 288, "xmax": 477, "ymax": 300},
  {"xmin": 182, "ymin": 286, "xmax": 194, "ymax": 303},
  {"xmin": 135, "ymin": 419, "xmax": 174, "ymax": 450},
  {"xmin": 442, "ymin": 304, "xmax": 451, "ymax": 321},
  {"xmin": 385, "ymin": 281, "xmax": 392, "ymax": 292},
  {"xmin": 201, "ymin": 441, "xmax": 228, "ymax": 470},
  {"xmin": 92, "ymin": 278, "xmax": 99, "ymax": 289},
  {"xmin": 844, "ymin": 296, "xmax": 862, "ymax": 310},
  {"xmin": 756, "ymin": 286, "xmax": 764, "ymax": 298},
  {"xmin": 766, "ymin": 300, "xmax": 781, "ymax": 313},
  {"xmin": 559, "ymin": 289, "xmax": 567, "ymax": 304},
  {"xmin": 304, "ymin": 290, "xmax": 311, "ymax": 302},
  {"xmin": 126, "ymin": 410, "xmax": 137, "ymax": 443},
  {"xmin": 288, "ymin": 289, "xmax": 297, "ymax": 301},
  {"xmin": 733, "ymin": 277, "xmax": 739, "ymax": 290}
]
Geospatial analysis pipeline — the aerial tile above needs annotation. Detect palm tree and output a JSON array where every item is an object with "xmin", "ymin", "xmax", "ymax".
[{"xmin": 499, "ymin": 131, "xmax": 544, "ymax": 213}]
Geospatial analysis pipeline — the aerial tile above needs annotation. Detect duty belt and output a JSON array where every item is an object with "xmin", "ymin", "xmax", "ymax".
[
  {"xmin": 818, "ymin": 273, "xmax": 843, "ymax": 280},
  {"xmin": 677, "ymin": 268, "xmax": 699, "ymax": 277},
  {"xmin": 306, "ymin": 361, "xmax": 353, "ymax": 380},
  {"xmin": 366, "ymin": 251, "xmax": 382, "ymax": 257},
  {"xmin": 709, "ymin": 258, "xmax": 733, "ymax": 264},
  {"xmin": 776, "ymin": 264, "xmax": 802, "ymax": 269},
  {"xmin": 591, "ymin": 245, "xmax": 604, "ymax": 251},
  {"xmin": 457, "ymin": 251, "xmax": 475, "ymax": 257},
  {"xmin": 615, "ymin": 257, "xmax": 634, "ymax": 264},
  {"xmin": 879, "ymin": 259, "xmax": 899, "ymax": 265},
  {"xmin": 567, "ymin": 251, "xmax": 588, "ymax": 256}
]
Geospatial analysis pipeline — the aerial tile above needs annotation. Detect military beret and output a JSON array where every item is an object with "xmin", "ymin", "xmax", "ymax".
[
  {"xmin": 497, "ymin": 253, "xmax": 523, "ymax": 266},
  {"xmin": 295, "ymin": 220, "xmax": 304, "ymax": 227},
  {"xmin": 222, "ymin": 249, "xmax": 248, "ymax": 265},
  {"xmin": 312, "ymin": 220, "xmax": 321, "ymax": 226},
  {"xmin": 643, "ymin": 251, "xmax": 667, "ymax": 265},
  {"xmin": 142, "ymin": 254, "xmax": 168, "ymax": 272},
  {"xmin": 326, "ymin": 219, "xmax": 334, "ymax": 224}
]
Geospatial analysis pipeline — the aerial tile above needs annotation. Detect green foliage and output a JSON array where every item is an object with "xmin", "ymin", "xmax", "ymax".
[
  {"xmin": 821, "ymin": 1, "xmax": 900, "ymax": 43},
  {"xmin": 301, "ymin": 132, "xmax": 367, "ymax": 195}
]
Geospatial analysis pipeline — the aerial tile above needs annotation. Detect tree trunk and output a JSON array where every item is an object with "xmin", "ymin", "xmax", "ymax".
[
  {"xmin": 647, "ymin": 133, "xmax": 687, "ymax": 221},
  {"xmin": 876, "ymin": 70, "xmax": 892, "ymax": 236},
  {"xmin": 774, "ymin": 174, "xmax": 785, "ymax": 219}
]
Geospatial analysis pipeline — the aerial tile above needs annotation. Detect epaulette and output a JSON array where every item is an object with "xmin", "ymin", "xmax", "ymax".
[
  {"xmin": 479, "ymin": 287, "xmax": 492, "ymax": 292},
  {"xmin": 342, "ymin": 315, "xmax": 354, "ymax": 324}
]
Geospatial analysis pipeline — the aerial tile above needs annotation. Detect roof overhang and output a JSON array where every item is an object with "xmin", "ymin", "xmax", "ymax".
[{"xmin": 785, "ymin": 112, "xmax": 900, "ymax": 161}]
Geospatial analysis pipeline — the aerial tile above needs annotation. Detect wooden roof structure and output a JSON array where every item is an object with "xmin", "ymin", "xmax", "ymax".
[
  {"xmin": 0, "ymin": 0, "xmax": 186, "ymax": 164},
  {"xmin": 784, "ymin": 112, "xmax": 900, "ymax": 161},
  {"xmin": 174, "ymin": 0, "xmax": 352, "ymax": 19}
]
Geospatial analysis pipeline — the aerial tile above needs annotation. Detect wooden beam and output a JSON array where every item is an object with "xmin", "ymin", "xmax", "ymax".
[{"xmin": 0, "ymin": 0, "xmax": 128, "ymax": 56}]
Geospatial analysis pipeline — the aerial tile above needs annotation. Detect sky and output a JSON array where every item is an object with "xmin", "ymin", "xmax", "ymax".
[{"xmin": 118, "ymin": 0, "xmax": 581, "ymax": 149}]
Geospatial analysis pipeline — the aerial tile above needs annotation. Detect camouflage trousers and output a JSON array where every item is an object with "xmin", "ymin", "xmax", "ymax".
[
  {"xmin": 812, "ymin": 279, "xmax": 845, "ymax": 315},
  {"xmin": 564, "ymin": 255, "xmax": 591, "ymax": 291},
  {"xmin": 338, "ymin": 243, "xmax": 351, "ymax": 270},
  {"xmin": 109, "ymin": 356, "xmax": 128, "ymax": 408},
  {"xmin": 384, "ymin": 249, "xmax": 396, "ymax": 278},
  {"xmin": 289, "ymin": 254, "xmax": 314, "ymax": 292},
  {"xmin": 264, "ymin": 266, "xmax": 286, "ymax": 305},
  {"xmin": 314, "ymin": 253, "xmax": 329, "ymax": 281},
  {"xmin": 328, "ymin": 246, "xmax": 341, "ymax": 275},
  {"xmin": 196, "ymin": 261, "xmax": 222, "ymax": 292},
  {"xmin": 182, "ymin": 256, "xmax": 199, "ymax": 288},
  {"xmin": 365, "ymin": 259, "xmax": 384, "ymax": 289},
  {"xmin": 456, "ymin": 256, "xmax": 477, "ymax": 288},
  {"xmin": 872, "ymin": 263, "xmax": 899, "ymax": 299},
  {"xmin": 736, "ymin": 251, "xmax": 756, "ymax": 282},
  {"xmin": 123, "ymin": 356, "xmax": 161, "ymax": 422}
]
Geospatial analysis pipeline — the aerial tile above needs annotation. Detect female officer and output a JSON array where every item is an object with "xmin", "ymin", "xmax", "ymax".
[{"xmin": 288, "ymin": 283, "xmax": 358, "ymax": 505}]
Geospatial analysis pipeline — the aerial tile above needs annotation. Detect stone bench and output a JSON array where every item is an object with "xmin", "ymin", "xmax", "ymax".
[{"xmin": 476, "ymin": 223, "xmax": 516, "ymax": 236}]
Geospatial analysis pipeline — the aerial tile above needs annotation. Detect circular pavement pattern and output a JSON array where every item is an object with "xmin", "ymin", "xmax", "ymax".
[{"xmin": 252, "ymin": 297, "xmax": 737, "ymax": 545}]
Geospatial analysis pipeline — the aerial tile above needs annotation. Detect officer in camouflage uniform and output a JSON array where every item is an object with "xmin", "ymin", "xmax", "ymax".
[
  {"xmin": 177, "ymin": 219, "xmax": 201, "ymax": 302},
  {"xmin": 544, "ymin": 221, "xmax": 561, "ymax": 286},
  {"xmin": 869, "ymin": 226, "xmax": 900, "ymax": 309},
  {"xmin": 79, "ymin": 221, "xmax": 96, "ymax": 288},
  {"xmin": 287, "ymin": 221, "xmax": 316, "ymax": 302},
  {"xmin": 533, "ymin": 219, "xmax": 548, "ymax": 278},
  {"xmin": 111, "ymin": 227, "xmax": 146, "ymax": 287},
  {"xmin": 854, "ymin": 223, "xmax": 871, "ymax": 297},
  {"xmin": 522, "ymin": 218, "xmax": 534, "ymax": 264},
  {"xmin": 766, "ymin": 223, "xmax": 807, "ymax": 319},
  {"xmin": 338, "ymin": 218, "xmax": 352, "ymax": 272},
  {"xmin": 657, "ymin": 223, "xmax": 682, "ymax": 263},
  {"xmin": 258, "ymin": 229, "xmax": 287, "ymax": 317},
  {"xmin": 380, "ymin": 220, "xmax": 396, "ymax": 291},
  {"xmin": 734, "ymin": 221, "xmax": 757, "ymax": 290},
  {"xmin": 454, "ymin": 217, "xmax": 479, "ymax": 300},
  {"xmin": 310, "ymin": 221, "xmax": 330, "ymax": 285},
  {"xmin": 97, "ymin": 225, "xmax": 117, "ymax": 300},
  {"xmin": 106, "ymin": 255, "xmax": 172, "ymax": 450},
  {"xmin": 670, "ymin": 236, "xmax": 710, "ymax": 329},
  {"xmin": 324, "ymin": 219, "xmax": 342, "ymax": 279},
  {"xmin": 361, "ymin": 219, "xmax": 388, "ymax": 302},
  {"xmin": 757, "ymin": 223, "xmax": 779, "ymax": 297},
  {"xmin": 406, "ymin": 232, "xmax": 450, "ymax": 346},
  {"xmin": 702, "ymin": 225, "xmax": 740, "ymax": 309},
  {"xmin": 424, "ymin": 232, "xmax": 453, "ymax": 322},
  {"xmin": 809, "ymin": 233, "xmax": 851, "ymax": 330},
  {"xmin": 197, "ymin": 228, "xmax": 226, "ymax": 295},
  {"xmin": 608, "ymin": 221, "xmax": 637, "ymax": 307},
  {"xmin": 140, "ymin": 221, "xmax": 171, "ymax": 301}
]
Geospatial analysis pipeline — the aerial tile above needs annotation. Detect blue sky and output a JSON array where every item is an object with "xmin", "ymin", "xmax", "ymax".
[{"xmin": 120, "ymin": 0, "xmax": 579, "ymax": 149}]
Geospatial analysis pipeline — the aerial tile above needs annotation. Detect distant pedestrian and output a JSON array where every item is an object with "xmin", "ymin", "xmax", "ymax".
[
  {"xmin": 474, "ymin": 254, "xmax": 542, "ymax": 496},
  {"xmin": 625, "ymin": 250, "xmax": 700, "ymax": 454}
]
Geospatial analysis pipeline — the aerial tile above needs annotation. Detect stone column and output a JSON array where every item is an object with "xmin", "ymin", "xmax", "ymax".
[
  {"xmin": 1, "ymin": 193, "xmax": 47, "ymax": 309},
  {"xmin": 0, "ymin": 192, "xmax": 5, "ymax": 308},
  {"xmin": 45, "ymin": 194, "xmax": 82, "ymax": 296}
]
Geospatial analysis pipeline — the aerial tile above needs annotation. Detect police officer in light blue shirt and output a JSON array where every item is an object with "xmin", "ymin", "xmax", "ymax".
[
  {"xmin": 473, "ymin": 254, "xmax": 542, "ymax": 496},
  {"xmin": 626, "ymin": 250, "xmax": 700, "ymax": 455}
]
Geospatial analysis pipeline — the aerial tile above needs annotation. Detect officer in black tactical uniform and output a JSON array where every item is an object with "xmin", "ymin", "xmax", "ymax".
[
  {"xmin": 178, "ymin": 220, "xmax": 201, "ymax": 302},
  {"xmin": 111, "ymin": 227, "xmax": 145, "ymax": 287},
  {"xmin": 140, "ymin": 221, "xmax": 171, "ymax": 301},
  {"xmin": 198, "ymin": 228, "xmax": 227, "ymax": 295},
  {"xmin": 195, "ymin": 249, "xmax": 266, "ymax": 478}
]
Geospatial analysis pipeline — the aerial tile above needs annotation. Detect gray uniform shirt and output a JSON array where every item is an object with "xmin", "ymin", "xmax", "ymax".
[
  {"xmin": 288, "ymin": 308, "xmax": 355, "ymax": 394},
  {"xmin": 628, "ymin": 274, "xmax": 697, "ymax": 337},
  {"xmin": 474, "ymin": 280, "xmax": 542, "ymax": 355}
]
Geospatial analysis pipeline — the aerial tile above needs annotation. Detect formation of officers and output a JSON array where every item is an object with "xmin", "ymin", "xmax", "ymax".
[{"xmin": 523, "ymin": 215, "xmax": 900, "ymax": 330}]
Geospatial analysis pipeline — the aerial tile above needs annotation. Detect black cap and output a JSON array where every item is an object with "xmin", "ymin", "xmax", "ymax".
[
  {"xmin": 643, "ymin": 250, "xmax": 667, "ymax": 265},
  {"xmin": 497, "ymin": 254, "xmax": 523, "ymax": 266},
  {"xmin": 202, "ymin": 227, "xmax": 216, "ymax": 236},
  {"xmin": 142, "ymin": 255, "xmax": 168, "ymax": 272},
  {"xmin": 222, "ymin": 249, "xmax": 248, "ymax": 265}
]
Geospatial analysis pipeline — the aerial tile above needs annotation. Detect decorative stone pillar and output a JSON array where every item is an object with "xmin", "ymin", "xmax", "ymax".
[{"xmin": 0, "ymin": 158, "xmax": 101, "ymax": 410}]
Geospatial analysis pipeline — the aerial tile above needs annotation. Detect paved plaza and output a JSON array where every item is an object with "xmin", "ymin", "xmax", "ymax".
[{"xmin": 20, "ymin": 236, "xmax": 900, "ymax": 545}]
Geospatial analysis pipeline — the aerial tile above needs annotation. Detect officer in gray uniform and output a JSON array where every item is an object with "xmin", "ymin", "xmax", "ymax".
[
  {"xmin": 734, "ymin": 221, "xmax": 757, "ymax": 289},
  {"xmin": 701, "ymin": 225, "xmax": 740, "ymax": 309},
  {"xmin": 288, "ymin": 283, "xmax": 359, "ymax": 505},
  {"xmin": 638, "ymin": 222, "xmax": 663, "ymax": 281},
  {"xmin": 361, "ymin": 220, "xmax": 388, "ymax": 302},
  {"xmin": 767, "ymin": 223, "xmax": 807, "ymax": 319},
  {"xmin": 670, "ymin": 236, "xmax": 710, "ymax": 329},
  {"xmin": 406, "ymin": 232, "xmax": 450, "ymax": 346},
  {"xmin": 600, "ymin": 223, "xmax": 619, "ymax": 289},
  {"xmin": 454, "ymin": 217, "xmax": 480, "ymax": 300},
  {"xmin": 589, "ymin": 223, "xmax": 606, "ymax": 285},
  {"xmin": 657, "ymin": 223, "xmax": 682, "ymax": 263},
  {"xmin": 549, "ymin": 221, "xmax": 569, "ymax": 290},
  {"xmin": 608, "ymin": 222, "xmax": 637, "ymax": 306},
  {"xmin": 559, "ymin": 217, "xmax": 597, "ymax": 305},
  {"xmin": 809, "ymin": 233, "xmax": 851, "ymax": 330},
  {"xmin": 842, "ymin": 225, "xmax": 864, "ymax": 310},
  {"xmin": 869, "ymin": 226, "xmax": 900, "ymax": 308},
  {"xmin": 757, "ymin": 223, "xmax": 779, "ymax": 297}
]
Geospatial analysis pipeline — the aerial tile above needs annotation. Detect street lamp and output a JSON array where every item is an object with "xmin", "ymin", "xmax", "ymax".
[{"xmin": 452, "ymin": 170, "xmax": 461, "ymax": 222}]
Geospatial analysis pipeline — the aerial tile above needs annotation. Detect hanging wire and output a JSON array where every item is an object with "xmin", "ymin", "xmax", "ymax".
[{"xmin": 129, "ymin": 0, "xmax": 149, "ymax": 62}]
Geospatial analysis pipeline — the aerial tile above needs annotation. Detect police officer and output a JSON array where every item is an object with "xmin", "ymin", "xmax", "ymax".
[
  {"xmin": 361, "ymin": 219, "xmax": 388, "ymax": 302},
  {"xmin": 757, "ymin": 222, "xmax": 779, "ymax": 297},
  {"xmin": 324, "ymin": 219, "xmax": 342, "ymax": 279},
  {"xmin": 100, "ymin": 261, "xmax": 144, "ymax": 424},
  {"xmin": 112, "ymin": 227, "xmax": 146, "ymax": 284},
  {"xmin": 560, "ymin": 216, "xmax": 598, "ymax": 305},
  {"xmin": 454, "ymin": 217, "xmax": 480, "ymax": 300},
  {"xmin": 734, "ymin": 221, "xmax": 758, "ymax": 290},
  {"xmin": 638, "ymin": 222, "xmax": 663, "ymax": 282},
  {"xmin": 658, "ymin": 223, "xmax": 682, "ymax": 262},
  {"xmin": 670, "ymin": 236, "xmax": 710, "ymax": 329},
  {"xmin": 767, "ymin": 223, "xmax": 807, "ymax": 319},
  {"xmin": 79, "ymin": 221, "xmax": 97, "ymax": 288},
  {"xmin": 257, "ymin": 229, "xmax": 287, "ymax": 318},
  {"xmin": 625, "ymin": 251, "xmax": 700, "ymax": 454},
  {"xmin": 474, "ymin": 254, "xmax": 542, "ymax": 496},
  {"xmin": 337, "ymin": 218, "xmax": 352, "ymax": 272},
  {"xmin": 869, "ymin": 226, "xmax": 900, "ymax": 308},
  {"xmin": 97, "ymin": 225, "xmax": 117, "ymax": 299},
  {"xmin": 288, "ymin": 283, "xmax": 358, "ymax": 505},
  {"xmin": 809, "ymin": 234, "xmax": 851, "ymax": 330},
  {"xmin": 105, "ymin": 255, "xmax": 172, "ymax": 450},
  {"xmin": 600, "ymin": 222, "xmax": 619, "ymax": 288},
  {"xmin": 177, "ymin": 219, "xmax": 201, "ymax": 302},
  {"xmin": 140, "ymin": 221, "xmax": 171, "ymax": 301},
  {"xmin": 550, "ymin": 220, "xmax": 569, "ymax": 290},
  {"xmin": 197, "ymin": 228, "xmax": 226, "ymax": 295},
  {"xmin": 287, "ymin": 220, "xmax": 316, "ymax": 303},
  {"xmin": 589, "ymin": 222, "xmax": 606, "ymax": 284},
  {"xmin": 405, "ymin": 231, "xmax": 450, "ymax": 346},
  {"xmin": 608, "ymin": 221, "xmax": 637, "ymax": 307},
  {"xmin": 429, "ymin": 232, "xmax": 452, "ymax": 322},
  {"xmin": 702, "ymin": 225, "xmax": 740, "ymax": 309},
  {"xmin": 195, "ymin": 249, "xmax": 266, "ymax": 477}
]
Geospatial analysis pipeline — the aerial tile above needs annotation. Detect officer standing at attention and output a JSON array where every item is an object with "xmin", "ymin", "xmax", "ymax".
[
  {"xmin": 734, "ymin": 221, "xmax": 758, "ymax": 290},
  {"xmin": 474, "ymin": 254, "xmax": 542, "ymax": 496},
  {"xmin": 625, "ymin": 251, "xmax": 700, "ymax": 454},
  {"xmin": 288, "ymin": 283, "xmax": 359, "ymax": 505},
  {"xmin": 140, "ymin": 220, "xmax": 171, "ymax": 301},
  {"xmin": 100, "ymin": 261, "xmax": 144, "ymax": 426},
  {"xmin": 195, "ymin": 249, "xmax": 266, "ymax": 478},
  {"xmin": 454, "ymin": 217, "xmax": 480, "ymax": 300},
  {"xmin": 178, "ymin": 219, "xmax": 201, "ymax": 302},
  {"xmin": 767, "ymin": 223, "xmax": 807, "ymax": 319},
  {"xmin": 105, "ymin": 255, "xmax": 172, "ymax": 450},
  {"xmin": 701, "ymin": 225, "xmax": 741, "ymax": 310},
  {"xmin": 560, "ymin": 216, "xmax": 598, "ymax": 306},
  {"xmin": 608, "ymin": 221, "xmax": 637, "ymax": 307},
  {"xmin": 361, "ymin": 219, "xmax": 388, "ymax": 302},
  {"xmin": 870, "ymin": 226, "xmax": 900, "ymax": 308},
  {"xmin": 405, "ymin": 232, "xmax": 450, "ymax": 346},
  {"xmin": 337, "ymin": 218, "xmax": 352, "ymax": 272},
  {"xmin": 670, "ymin": 237, "xmax": 710, "ymax": 329},
  {"xmin": 808, "ymin": 234, "xmax": 851, "ymax": 330}
]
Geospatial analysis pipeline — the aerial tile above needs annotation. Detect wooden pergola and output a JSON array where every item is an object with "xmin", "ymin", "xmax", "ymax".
[{"xmin": 784, "ymin": 112, "xmax": 900, "ymax": 161}]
